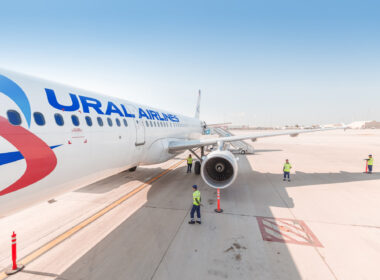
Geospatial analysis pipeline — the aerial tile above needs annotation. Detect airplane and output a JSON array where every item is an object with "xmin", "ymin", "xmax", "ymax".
[{"xmin": 0, "ymin": 69, "xmax": 345, "ymax": 216}]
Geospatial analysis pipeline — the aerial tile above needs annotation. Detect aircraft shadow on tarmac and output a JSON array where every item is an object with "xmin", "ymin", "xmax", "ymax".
[
  {"xmin": 262, "ymin": 170, "xmax": 379, "ymax": 208},
  {"xmin": 58, "ymin": 153, "xmax": 380, "ymax": 280},
  {"xmin": 74, "ymin": 166, "xmax": 168, "ymax": 194},
  {"xmin": 223, "ymin": 156, "xmax": 380, "ymax": 209},
  {"xmin": 59, "ymin": 155, "xmax": 309, "ymax": 280}
]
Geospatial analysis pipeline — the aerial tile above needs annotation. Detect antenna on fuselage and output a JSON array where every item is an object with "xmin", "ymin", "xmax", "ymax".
[{"xmin": 195, "ymin": 90, "xmax": 201, "ymax": 119}]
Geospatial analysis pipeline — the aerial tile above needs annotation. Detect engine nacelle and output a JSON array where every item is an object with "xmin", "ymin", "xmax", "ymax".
[{"xmin": 201, "ymin": 150, "xmax": 238, "ymax": 189}]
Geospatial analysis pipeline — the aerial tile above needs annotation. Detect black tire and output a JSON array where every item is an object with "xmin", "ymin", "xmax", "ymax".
[
  {"xmin": 240, "ymin": 150, "xmax": 246, "ymax": 154},
  {"xmin": 194, "ymin": 161, "xmax": 201, "ymax": 175},
  {"xmin": 129, "ymin": 166, "xmax": 137, "ymax": 172}
]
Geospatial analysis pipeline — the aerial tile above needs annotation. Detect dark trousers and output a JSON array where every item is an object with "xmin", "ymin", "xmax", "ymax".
[
  {"xmin": 368, "ymin": 165, "xmax": 373, "ymax": 173},
  {"xmin": 187, "ymin": 163, "xmax": 192, "ymax": 173},
  {"xmin": 190, "ymin": 205, "xmax": 201, "ymax": 220},
  {"xmin": 284, "ymin": 171, "xmax": 290, "ymax": 179}
]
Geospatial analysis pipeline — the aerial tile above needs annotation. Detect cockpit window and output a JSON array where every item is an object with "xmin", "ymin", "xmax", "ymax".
[
  {"xmin": 55, "ymin": 113, "xmax": 64, "ymax": 126},
  {"xmin": 97, "ymin": 117, "xmax": 104, "ymax": 126},
  {"xmin": 34, "ymin": 112, "xmax": 46, "ymax": 126},
  {"xmin": 85, "ymin": 116, "xmax": 93, "ymax": 126},
  {"xmin": 7, "ymin": 110, "xmax": 22, "ymax": 126},
  {"xmin": 107, "ymin": 118, "xmax": 113, "ymax": 127},
  {"xmin": 71, "ymin": 115, "xmax": 80, "ymax": 126}
]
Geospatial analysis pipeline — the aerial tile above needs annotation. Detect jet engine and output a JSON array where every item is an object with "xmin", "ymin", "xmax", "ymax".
[{"xmin": 201, "ymin": 150, "xmax": 238, "ymax": 189}]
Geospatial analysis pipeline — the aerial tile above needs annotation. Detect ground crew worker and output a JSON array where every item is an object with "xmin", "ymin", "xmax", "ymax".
[
  {"xmin": 189, "ymin": 185, "xmax": 201, "ymax": 224},
  {"xmin": 187, "ymin": 154, "xmax": 193, "ymax": 173},
  {"xmin": 283, "ymin": 159, "xmax": 292, "ymax": 182},
  {"xmin": 366, "ymin": 154, "xmax": 374, "ymax": 174}
]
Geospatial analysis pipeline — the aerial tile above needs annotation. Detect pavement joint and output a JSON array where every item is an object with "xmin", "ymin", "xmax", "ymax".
[
  {"xmin": 150, "ymin": 207, "xmax": 190, "ymax": 280},
  {"xmin": 143, "ymin": 205, "xmax": 188, "ymax": 211}
]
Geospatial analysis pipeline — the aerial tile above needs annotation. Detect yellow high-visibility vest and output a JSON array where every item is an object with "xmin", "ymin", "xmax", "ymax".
[
  {"xmin": 187, "ymin": 157, "xmax": 193, "ymax": 164},
  {"xmin": 368, "ymin": 158, "xmax": 374, "ymax": 166},
  {"xmin": 193, "ymin": 190, "xmax": 201, "ymax": 206},
  {"xmin": 283, "ymin": 163, "xmax": 292, "ymax": 172}
]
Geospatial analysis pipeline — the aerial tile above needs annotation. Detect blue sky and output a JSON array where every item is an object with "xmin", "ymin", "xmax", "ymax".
[{"xmin": 1, "ymin": 0, "xmax": 379, "ymax": 126}]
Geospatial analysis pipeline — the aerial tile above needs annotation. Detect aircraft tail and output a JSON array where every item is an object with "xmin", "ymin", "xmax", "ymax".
[{"xmin": 195, "ymin": 90, "xmax": 201, "ymax": 119}]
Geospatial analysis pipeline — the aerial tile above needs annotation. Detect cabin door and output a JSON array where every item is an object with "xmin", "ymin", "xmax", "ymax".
[{"xmin": 129, "ymin": 105, "xmax": 145, "ymax": 146}]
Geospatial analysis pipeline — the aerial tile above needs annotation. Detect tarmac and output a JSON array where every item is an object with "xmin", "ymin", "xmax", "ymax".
[{"xmin": 1, "ymin": 129, "xmax": 380, "ymax": 280}]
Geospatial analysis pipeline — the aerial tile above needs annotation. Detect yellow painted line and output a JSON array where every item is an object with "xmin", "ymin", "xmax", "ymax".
[{"xmin": 0, "ymin": 159, "xmax": 185, "ymax": 280}]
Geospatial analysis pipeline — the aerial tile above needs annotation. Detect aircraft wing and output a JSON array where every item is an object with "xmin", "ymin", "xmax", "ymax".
[{"xmin": 168, "ymin": 126, "xmax": 346, "ymax": 152}]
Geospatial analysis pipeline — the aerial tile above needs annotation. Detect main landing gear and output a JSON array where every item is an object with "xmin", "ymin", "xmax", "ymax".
[
  {"xmin": 129, "ymin": 166, "xmax": 137, "ymax": 172},
  {"xmin": 188, "ymin": 147, "xmax": 204, "ymax": 175},
  {"xmin": 194, "ymin": 161, "xmax": 201, "ymax": 175}
]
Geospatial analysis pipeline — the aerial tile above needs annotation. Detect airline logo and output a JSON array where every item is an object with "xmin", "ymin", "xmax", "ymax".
[
  {"xmin": 46, "ymin": 89, "xmax": 180, "ymax": 122},
  {"xmin": 0, "ymin": 75, "xmax": 61, "ymax": 196}
]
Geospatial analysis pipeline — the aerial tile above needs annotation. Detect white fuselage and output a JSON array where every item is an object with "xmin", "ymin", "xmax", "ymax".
[{"xmin": 0, "ymin": 70, "xmax": 202, "ymax": 216}]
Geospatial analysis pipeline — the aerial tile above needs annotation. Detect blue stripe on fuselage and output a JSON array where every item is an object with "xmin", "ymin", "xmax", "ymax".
[{"xmin": 0, "ymin": 145, "xmax": 62, "ymax": 166}]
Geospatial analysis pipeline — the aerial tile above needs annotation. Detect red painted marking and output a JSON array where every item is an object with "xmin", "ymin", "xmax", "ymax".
[
  {"xmin": 256, "ymin": 217, "xmax": 323, "ymax": 247},
  {"xmin": 0, "ymin": 116, "xmax": 57, "ymax": 196}
]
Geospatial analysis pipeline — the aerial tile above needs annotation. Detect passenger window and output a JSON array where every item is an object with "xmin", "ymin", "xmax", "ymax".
[
  {"xmin": 85, "ymin": 116, "xmax": 93, "ymax": 126},
  {"xmin": 107, "ymin": 118, "xmax": 113, "ymax": 127},
  {"xmin": 54, "ymin": 113, "xmax": 64, "ymax": 126},
  {"xmin": 34, "ymin": 112, "xmax": 46, "ymax": 126},
  {"xmin": 116, "ymin": 118, "xmax": 121, "ymax": 127},
  {"xmin": 97, "ymin": 117, "xmax": 104, "ymax": 126},
  {"xmin": 7, "ymin": 110, "xmax": 22, "ymax": 126},
  {"xmin": 123, "ymin": 119, "xmax": 128, "ymax": 127},
  {"xmin": 146, "ymin": 121, "xmax": 149, "ymax": 127},
  {"xmin": 71, "ymin": 115, "xmax": 80, "ymax": 126},
  {"xmin": 150, "ymin": 121, "xmax": 153, "ymax": 127}
]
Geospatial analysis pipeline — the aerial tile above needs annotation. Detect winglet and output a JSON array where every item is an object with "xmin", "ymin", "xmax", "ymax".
[{"xmin": 195, "ymin": 90, "xmax": 201, "ymax": 119}]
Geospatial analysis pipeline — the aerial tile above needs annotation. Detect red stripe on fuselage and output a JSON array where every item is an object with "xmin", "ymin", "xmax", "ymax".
[{"xmin": 0, "ymin": 116, "xmax": 57, "ymax": 196}]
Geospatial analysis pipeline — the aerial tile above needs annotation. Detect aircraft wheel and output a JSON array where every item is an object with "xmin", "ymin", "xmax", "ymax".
[
  {"xmin": 240, "ymin": 150, "xmax": 246, "ymax": 154},
  {"xmin": 194, "ymin": 161, "xmax": 201, "ymax": 175}
]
